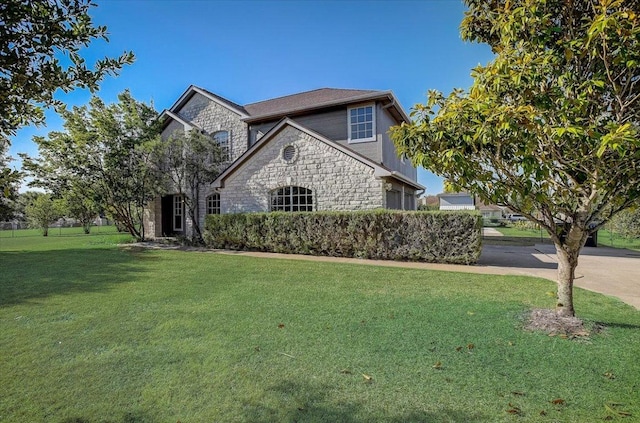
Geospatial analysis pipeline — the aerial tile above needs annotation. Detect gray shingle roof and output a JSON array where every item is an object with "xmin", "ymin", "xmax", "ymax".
[
  {"xmin": 196, "ymin": 86, "xmax": 249, "ymax": 115},
  {"xmin": 243, "ymin": 88, "xmax": 385, "ymax": 119},
  {"xmin": 169, "ymin": 86, "xmax": 405, "ymax": 123}
]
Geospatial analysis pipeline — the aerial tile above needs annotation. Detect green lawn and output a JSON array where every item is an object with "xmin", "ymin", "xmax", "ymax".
[
  {"xmin": 1, "ymin": 235, "xmax": 638, "ymax": 422},
  {"xmin": 0, "ymin": 224, "xmax": 121, "ymax": 238}
]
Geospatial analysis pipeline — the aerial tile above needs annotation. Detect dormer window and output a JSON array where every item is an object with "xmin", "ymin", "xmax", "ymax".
[{"xmin": 348, "ymin": 104, "xmax": 376, "ymax": 143}]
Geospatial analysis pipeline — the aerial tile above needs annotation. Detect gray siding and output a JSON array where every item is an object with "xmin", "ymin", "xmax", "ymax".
[
  {"xmin": 249, "ymin": 107, "xmax": 381, "ymax": 163},
  {"xmin": 249, "ymin": 120, "xmax": 279, "ymax": 146},
  {"xmin": 379, "ymin": 105, "xmax": 417, "ymax": 180},
  {"xmin": 384, "ymin": 180, "xmax": 417, "ymax": 210}
]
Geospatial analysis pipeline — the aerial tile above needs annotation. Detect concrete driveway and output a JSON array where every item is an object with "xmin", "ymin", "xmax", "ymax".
[{"xmin": 478, "ymin": 243, "xmax": 640, "ymax": 309}]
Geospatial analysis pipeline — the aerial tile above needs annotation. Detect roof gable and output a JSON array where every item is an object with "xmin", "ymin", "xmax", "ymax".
[
  {"xmin": 168, "ymin": 85, "xmax": 249, "ymax": 118},
  {"xmin": 215, "ymin": 118, "xmax": 382, "ymax": 188},
  {"xmin": 213, "ymin": 118, "xmax": 424, "ymax": 190}
]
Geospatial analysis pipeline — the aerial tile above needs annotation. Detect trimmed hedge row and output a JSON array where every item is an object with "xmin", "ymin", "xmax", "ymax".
[{"xmin": 204, "ymin": 210, "xmax": 482, "ymax": 264}]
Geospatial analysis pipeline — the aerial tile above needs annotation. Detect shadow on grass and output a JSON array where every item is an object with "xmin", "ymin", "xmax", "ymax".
[
  {"xmin": 0, "ymin": 248, "xmax": 146, "ymax": 306},
  {"xmin": 595, "ymin": 321, "xmax": 640, "ymax": 330},
  {"xmin": 62, "ymin": 411, "xmax": 155, "ymax": 423},
  {"xmin": 240, "ymin": 379, "xmax": 489, "ymax": 423},
  {"xmin": 62, "ymin": 412, "xmax": 157, "ymax": 423}
]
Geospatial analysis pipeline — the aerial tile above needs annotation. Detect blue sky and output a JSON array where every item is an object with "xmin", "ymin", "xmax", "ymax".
[{"xmin": 9, "ymin": 0, "xmax": 494, "ymax": 194}]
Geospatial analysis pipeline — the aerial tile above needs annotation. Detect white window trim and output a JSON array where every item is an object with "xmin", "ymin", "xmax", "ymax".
[
  {"xmin": 347, "ymin": 103, "xmax": 376, "ymax": 143},
  {"xmin": 173, "ymin": 195, "xmax": 183, "ymax": 231}
]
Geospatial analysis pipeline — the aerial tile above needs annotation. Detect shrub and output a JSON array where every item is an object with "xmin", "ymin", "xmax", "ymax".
[
  {"xmin": 204, "ymin": 210, "xmax": 482, "ymax": 264},
  {"xmin": 513, "ymin": 220, "xmax": 539, "ymax": 231}
]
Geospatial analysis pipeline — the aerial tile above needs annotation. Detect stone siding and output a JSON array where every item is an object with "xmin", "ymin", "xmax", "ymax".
[
  {"xmin": 177, "ymin": 92, "xmax": 248, "ymax": 163},
  {"xmin": 143, "ymin": 197, "xmax": 162, "ymax": 238},
  {"xmin": 220, "ymin": 125, "xmax": 385, "ymax": 213}
]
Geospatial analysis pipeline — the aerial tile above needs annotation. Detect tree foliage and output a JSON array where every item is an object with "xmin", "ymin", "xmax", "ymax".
[
  {"xmin": 63, "ymin": 180, "xmax": 100, "ymax": 234},
  {"xmin": 0, "ymin": 0, "xmax": 134, "ymax": 144},
  {"xmin": 0, "ymin": 145, "xmax": 21, "ymax": 220},
  {"xmin": 21, "ymin": 91, "xmax": 162, "ymax": 240},
  {"xmin": 154, "ymin": 130, "xmax": 226, "ymax": 243},
  {"xmin": 610, "ymin": 207, "xmax": 640, "ymax": 239},
  {"xmin": 25, "ymin": 193, "xmax": 65, "ymax": 236},
  {"xmin": 391, "ymin": 0, "xmax": 640, "ymax": 317}
]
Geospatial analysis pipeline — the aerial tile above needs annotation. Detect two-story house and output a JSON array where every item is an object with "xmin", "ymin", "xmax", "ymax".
[{"xmin": 144, "ymin": 85, "xmax": 425, "ymax": 239}]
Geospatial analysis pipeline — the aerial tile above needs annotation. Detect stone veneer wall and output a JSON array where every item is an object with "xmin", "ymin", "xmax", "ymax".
[
  {"xmin": 143, "ymin": 197, "xmax": 161, "ymax": 238},
  {"xmin": 219, "ymin": 125, "xmax": 385, "ymax": 213},
  {"xmin": 177, "ymin": 92, "xmax": 248, "ymax": 163},
  {"xmin": 156, "ymin": 92, "xmax": 250, "ymax": 238}
]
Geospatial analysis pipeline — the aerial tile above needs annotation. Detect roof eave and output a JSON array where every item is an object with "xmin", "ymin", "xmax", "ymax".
[
  {"xmin": 242, "ymin": 90, "xmax": 409, "ymax": 123},
  {"xmin": 388, "ymin": 171, "xmax": 426, "ymax": 190},
  {"xmin": 168, "ymin": 85, "xmax": 249, "ymax": 118},
  {"xmin": 160, "ymin": 109, "xmax": 202, "ymax": 131}
]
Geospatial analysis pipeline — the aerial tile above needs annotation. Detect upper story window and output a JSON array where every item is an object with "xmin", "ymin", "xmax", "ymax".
[
  {"xmin": 206, "ymin": 193, "xmax": 220, "ymax": 215},
  {"xmin": 348, "ymin": 104, "xmax": 376, "ymax": 143},
  {"xmin": 213, "ymin": 130, "xmax": 231, "ymax": 161},
  {"xmin": 270, "ymin": 186, "xmax": 314, "ymax": 212}
]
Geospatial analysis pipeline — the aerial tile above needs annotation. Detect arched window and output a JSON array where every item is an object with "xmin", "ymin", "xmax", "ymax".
[
  {"xmin": 270, "ymin": 186, "xmax": 313, "ymax": 212},
  {"xmin": 212, "ymin": 130, "xmax": 231, "ymax": 161},
  {"xmin": 206, "ymin": 193, "xmax": 220, "ymax": 215}
]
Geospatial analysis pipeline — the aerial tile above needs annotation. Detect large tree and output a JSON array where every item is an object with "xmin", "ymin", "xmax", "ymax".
[
  {"xmin": 391, "ymin": 0, "xmax": 640, "ymax": 317},
  {"xmin": 0, "ymin": 0, "xmax": 134, "ymax": 144},
  {"xmin": 154, "ymin": 130, "xmax": 226, "ymax": 243},
  {"xmin": 21, "ymin": 91, "xmax": 163, "ymax": 240}
]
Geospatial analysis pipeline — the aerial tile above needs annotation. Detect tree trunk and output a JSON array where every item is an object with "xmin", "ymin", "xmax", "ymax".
[
  {"xmin": 553, "ymin": 221, "xmax": 591, "ymax": 317},
  {"xmin": 555, "ymin": 245, "xmax": 579, "ymax": 317}
]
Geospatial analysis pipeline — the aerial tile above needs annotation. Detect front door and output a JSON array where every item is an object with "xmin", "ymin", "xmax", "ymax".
[{"xmin": 161, "ymin": 195, "xmax": 184, "ymax": 236}]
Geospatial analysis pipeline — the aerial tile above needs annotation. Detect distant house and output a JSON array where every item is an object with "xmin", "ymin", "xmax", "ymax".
[
  {"xmin": 477, "ymin": 202, "xmax": 503, "ymax": 220},
  {"xmin": 144, "ymin": 85, "xmax": 425, "ymax": 239},
  {"xmin": 418, "ymin": 195, "xmax": 439, "ymax": 209},
  {"xmin": 438, "ymin": 193, "xmax": 475, "ymax": 211}
]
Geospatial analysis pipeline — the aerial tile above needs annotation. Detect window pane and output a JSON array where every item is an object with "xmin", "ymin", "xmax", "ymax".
[{"xmin": 270, "ymin": 186, "xmax": 313, "ymax": 212}]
